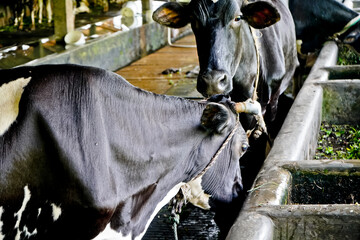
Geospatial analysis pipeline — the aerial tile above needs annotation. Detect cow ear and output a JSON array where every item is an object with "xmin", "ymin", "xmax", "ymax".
[
  {"xmin": 241, "ymin": 1, "xmax": 280, "ymax": 29},
  {"xmin": 152, "ymin": 2, "xmax": 190, "ymax": 28},
  {"xmin": 201, "ymin": 103, "xmax": 230, "ymax": 134}
]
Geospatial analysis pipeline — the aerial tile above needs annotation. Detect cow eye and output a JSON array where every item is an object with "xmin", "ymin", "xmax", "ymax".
[
  {"xmin": 241, "ymin": 143, "xmax": 249, "ymax": 152},
  {"xmin": 234, "ymin": 15, "xmax": 242, "ymax": 22}
]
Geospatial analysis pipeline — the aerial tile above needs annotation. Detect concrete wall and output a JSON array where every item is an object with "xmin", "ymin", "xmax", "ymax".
[
  {"xmin": 226, "ymin": 41, "xmax": 341, "ymax": 240},
  {"xmin": 22, "ymin": 22, "xmax": 169, "ymax": 71}
]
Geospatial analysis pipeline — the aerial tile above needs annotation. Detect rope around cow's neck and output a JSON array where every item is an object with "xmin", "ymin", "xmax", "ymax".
[
  {"xmin": 250, "ymin": 27, "xmax": 262, "ymax": 102},
  {"xmin": 189, "ymin": 114, "xmax": 240, "ymax": 183},
  {"xmin": 177, "ymin": 23, "xmax": 262, "ymax": 212},
  {"xmin": 332, "ymin": 15, "xmax": 360, "ymax": 40},
  {"xmin": 171, "ymin": 23, "xmax": 262, "ymax": 240},
  {"xmin": 170, "ymin": 116, "xmax": 240, "ymax": 239}
]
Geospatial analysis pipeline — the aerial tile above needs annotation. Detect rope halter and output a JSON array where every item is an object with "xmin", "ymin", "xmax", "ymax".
[{"xmin": 331, "ymin": 15, "xmax": 360, "ymax": 40}]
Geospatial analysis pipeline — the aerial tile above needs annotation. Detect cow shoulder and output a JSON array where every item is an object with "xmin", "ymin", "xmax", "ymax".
[{"xmin": 0, "ymin": 77, "xmax": 31, "ymax": 136}]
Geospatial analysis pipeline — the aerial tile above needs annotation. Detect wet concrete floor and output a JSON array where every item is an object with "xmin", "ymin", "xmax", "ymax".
[{"xmin": 115, "ymin": 34, "xmax": 202, "ymax": 99}]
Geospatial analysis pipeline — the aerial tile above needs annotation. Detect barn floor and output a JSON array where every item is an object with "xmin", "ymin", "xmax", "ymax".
[
  {"xmin": 115, "ymin": 34, "xmax": 221, "ymax": 239},
  {"xmin": 115, "ymin": 34, "xmax": 202, "ymax": 99}
]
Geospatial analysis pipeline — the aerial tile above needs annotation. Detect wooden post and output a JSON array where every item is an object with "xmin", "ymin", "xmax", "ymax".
[
  {"xmin": 53, "ymin": 0, "xmax": 74, "ymax": 40},
  {"xmin": 141, "ymin": 0, "xmax": 152, "ymax": 24}
]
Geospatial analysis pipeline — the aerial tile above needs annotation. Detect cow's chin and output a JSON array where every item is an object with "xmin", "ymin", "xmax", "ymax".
[
  {"xmin": 208, "ymin": 190, "xmax": 245, "ymax": 211},
  {"xmin": 208, "ymin": 181, "xmax": 244, "ymax": 210}
]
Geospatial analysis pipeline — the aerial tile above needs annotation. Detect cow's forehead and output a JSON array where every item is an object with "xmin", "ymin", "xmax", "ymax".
[{"xmin": 191, "ymin": 0, "xmax": 240, "ymax": 22}]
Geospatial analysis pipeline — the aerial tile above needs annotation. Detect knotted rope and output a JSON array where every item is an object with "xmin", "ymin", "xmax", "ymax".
[
  {"xmin": 331, "ymin": 15, "xmax": 360, "ymax": 40},
  {"xmin": 171, "ymin": 115, "xmax": 240, "ymax": 239}
]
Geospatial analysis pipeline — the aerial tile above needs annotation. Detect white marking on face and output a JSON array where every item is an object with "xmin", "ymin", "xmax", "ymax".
[
  {"xmin": 51, "ymin": 203, "xmax": 62, "ymax": 221},
  {"xmin": 0, "ymin": 206, "xmax": 5, "ymax": 240},
  {"xmin": 0, "ymin": 77, "xmax": 31, "ymax": 136},
  {"xmin": 182, "ymin": 177, "xmax": 211, "ymax": 210}
]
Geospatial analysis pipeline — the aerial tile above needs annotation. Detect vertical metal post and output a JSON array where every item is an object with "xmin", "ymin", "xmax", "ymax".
[
  {"xmin": 53, "ymin": 0, "xmax": 74, "ymax": 40},
  {"xmin": 141, "ymin": 0, "xmax": 152, "ymax": 24}
]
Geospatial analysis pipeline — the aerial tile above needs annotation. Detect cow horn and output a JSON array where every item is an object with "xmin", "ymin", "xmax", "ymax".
[{"xmin": 234, "ymin": 98, "xmax": 261, "ymax": 115}]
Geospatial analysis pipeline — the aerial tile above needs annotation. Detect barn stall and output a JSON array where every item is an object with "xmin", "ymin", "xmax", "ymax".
[{"xmin": 1, "ymin": 0, "xmax": 360, "ymax": 240}]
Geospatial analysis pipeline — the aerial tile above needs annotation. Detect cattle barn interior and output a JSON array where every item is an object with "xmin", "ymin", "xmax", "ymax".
[
  {"xmin": 1, "ymin": 0, "xmax": 360, "ymax": 239},
  {"xmin": 0, "ymin": 0, "xmax": 222, "ymax": 238}
]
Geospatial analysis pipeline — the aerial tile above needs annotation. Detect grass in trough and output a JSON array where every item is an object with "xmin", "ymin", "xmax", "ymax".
[
  {"xmin": 315, "ymin": 122, "xmax": 360, "ymax": 160},
  {"xmin": 338, "ymin": 45, "xmax": 360, "ymax": 65}
]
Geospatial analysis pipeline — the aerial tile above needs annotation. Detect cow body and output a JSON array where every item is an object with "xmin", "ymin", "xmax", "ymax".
[
  {"xmin": 153, "ymin": 0, "xmax": 298, "ymax": 126},
  {"xmin": 153, "ymin": 1, "xmax": 298, "ymax": 235},
  {"xmin": 0, "ymin": 64, "xmax": 248, "ymax": 239},
  {"xmin": 289, "ymin": 0, "xmax": 360, "ymax": 55}
]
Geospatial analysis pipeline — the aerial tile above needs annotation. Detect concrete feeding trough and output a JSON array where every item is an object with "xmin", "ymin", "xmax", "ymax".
[
  {"xmin": 274, "ymin": 161, "xmax": 360, "ymax": 239},
  {"xmin": 226, "ymin": 41, "xmax": 360, "ymax": 240}
]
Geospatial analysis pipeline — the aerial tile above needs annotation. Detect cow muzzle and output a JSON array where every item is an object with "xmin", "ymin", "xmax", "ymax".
[{"xmin": 197, "ymin": 69, "xmax": 231, "ymax": 97}]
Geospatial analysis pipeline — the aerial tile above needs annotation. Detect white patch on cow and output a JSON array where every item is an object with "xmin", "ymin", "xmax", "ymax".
[
  {"xmin": 14, "ymin": 185, "xmax": 31, "ymax": 229},
  {"xmin": 37, "ymin": 208, "xmax": 41, "ymax": 218},
  {"xmin": 0, "ymin": 77, "xmax": 31, "ymax": 136},
  {"xmin": 23, "ymin": 226, "xmax": 37, "ymax": 238},
  {"xmin": 296, "ymin": 39, "xmax": 303, "ymax": 55},
  {"xmin": 92, "ymin": 183, "xmax": 185, "ymax": 240},
  {"xmin": 92, "ymin": 223, "xmax": 131, "ymax": 240},
  {"xmin": 181, "ymin": 177, "xmax": 211, "ymax": 210},
  {"xmin": 13, "ymin": 186, "xmax": 31, "ymax": 240},
  {"xmin": 50, "ymin": 203, "xmax": 62, "ymax": 221},
  {"xmin": 138, "ymin": 182, "xmax": 185, "ymax": 240},
  {"xmin": 0, "ymin": 206, "xmax": 5, "ymax": 240},
  {"xmin": 15, "ymin": 229, "xmax": 21, "ymax": 240},
  {"xmin": 212, "ymin": 0, "xmax": 218, "ymax": 2}
]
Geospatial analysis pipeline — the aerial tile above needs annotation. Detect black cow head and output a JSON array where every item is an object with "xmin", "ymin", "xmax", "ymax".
[
  {"xmin": 186, "ymin": 95, "xmax": 250, "ymax": 208},
  {"xmin": 153, "ymin": 0, "xmax": 280, "ymax": 98}
]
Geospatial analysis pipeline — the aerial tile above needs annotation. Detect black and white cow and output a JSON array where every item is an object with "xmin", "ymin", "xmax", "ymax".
[
  {"xmin": 289, "ymin": 0, "xmax": 360, "ymax": 55},
  {"xmin": 153, "ymin": 1, "xmax": 298, "ymax": 235},
  {"xmin": 0, "ymin": 64, "xmax": 254, "ymax": 239},
  {"xmin": 153, "ymin": 0, "xmax": 298, "ymax": 128}
]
